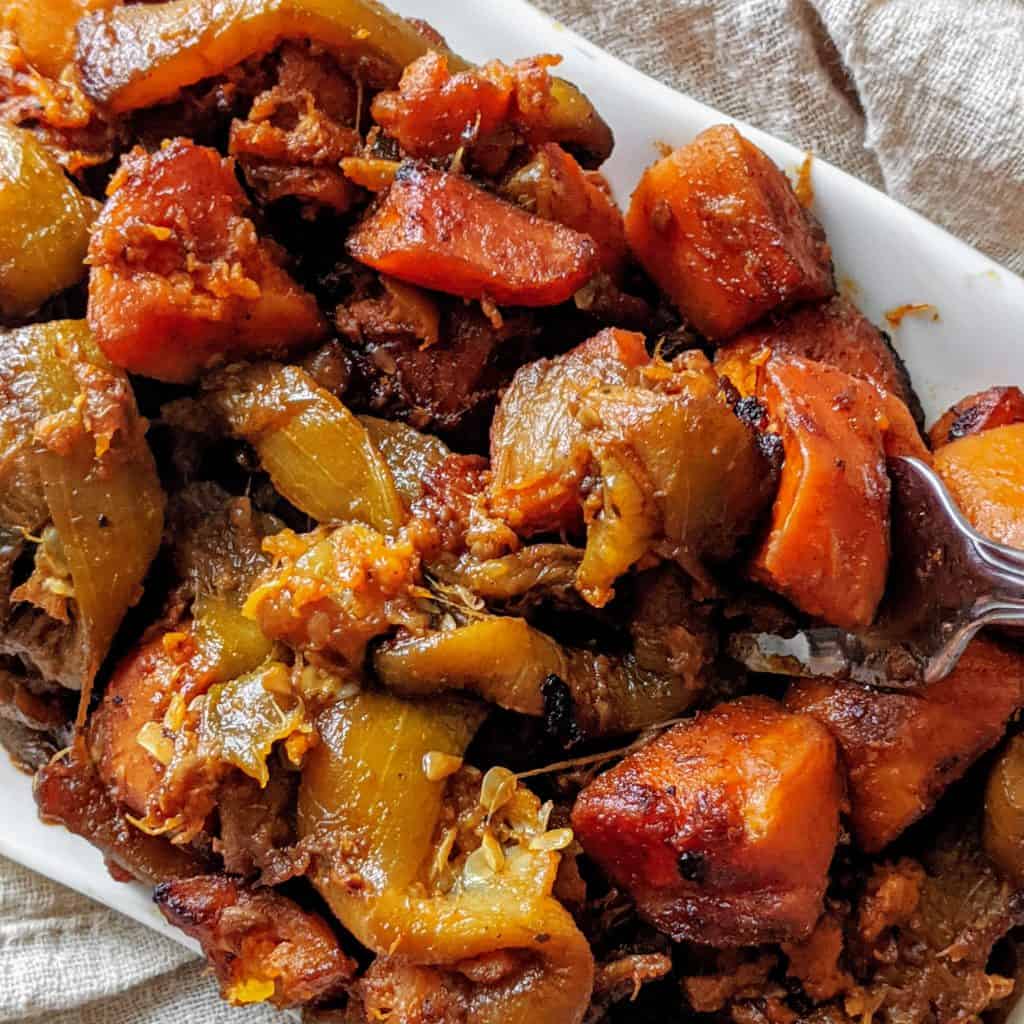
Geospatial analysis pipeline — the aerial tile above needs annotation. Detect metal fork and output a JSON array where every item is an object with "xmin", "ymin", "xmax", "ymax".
[{"xmin": 729, "ymin": 455, "xmax": 1024, "ymax": 687}]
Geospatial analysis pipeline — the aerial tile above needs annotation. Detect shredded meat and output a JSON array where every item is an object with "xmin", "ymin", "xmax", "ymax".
[
  {"xmin": 87, "ymin": 138, "xmax": 327, "ymax": 382},
  {"xmin": 229, "ymin": 42, "xmax": 361, "ymax": 213},
  {"xmin": 214, "ymin": 771, "xmax": 308, "ymax": 885},
  {"xmin": 154, "ymin": 874, "xmax": 356, "ymax": 1008},
  {"xmin": 339, "ymin": 289, "xmax": 540, "ymax": 439}
]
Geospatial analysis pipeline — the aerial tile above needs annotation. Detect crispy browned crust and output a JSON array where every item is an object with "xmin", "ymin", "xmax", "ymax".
[
  {"xmin": 572, "ymin": 696, "xmax": 843, "ymax": 946},
  {"xmin": 87, "ymin": 138, "xmax": 326, "ymax": 382},
  {"xmin": 154, "ymin": 874, "xmax": 356, "ymax": 1008},
  {"xmin": 786, "ymin": 636, "xmax": 1024, "ymax": 852}
]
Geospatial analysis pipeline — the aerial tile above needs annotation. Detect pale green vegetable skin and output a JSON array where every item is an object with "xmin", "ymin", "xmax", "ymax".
[
  {"xmin": 209, "ymin": 363, "xmax": 405, "ymax": 533},
  {"xmin": 0, "ymin": 125, "xmax": 97, "ymax": 318},
  {"xmin": 0, "ymin": 321, "xmax": 164, "ymax": 697}
]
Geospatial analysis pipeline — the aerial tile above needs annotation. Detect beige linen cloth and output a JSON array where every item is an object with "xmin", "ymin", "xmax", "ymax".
[{"xmin": 2, "ymin": 1, "xmax": 1022, "ymax": 1021}]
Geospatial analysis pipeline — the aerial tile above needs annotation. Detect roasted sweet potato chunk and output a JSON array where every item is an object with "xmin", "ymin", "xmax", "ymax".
[
  {"xmin": 716, "ymin": 296, "xmax": 923, "ymax": 427},
  {"xmin": 626, "ymin": 125, "xmax": 833, "ymax": 339},
  {"xmin": 572, "ymin": 697, "xmax": 843, "ymax": 946},
  {"xmin": 88, "ymin": 139, "xmax": 326, "ymax": 382},
  {"xmin": 933, "ymin": 423, "xmax": 1024, "ymax": 548},
  {"xmin": 347, "ymin": 161, "xmax": 599, "ymax": 306},
  {"xmin": 787, "ymin": 637, "xmax": 1024, "ymax": 853},
  {"xmin": 929, "ymin": 386, "xmax": 1024, "ymax": 450},
  {"xmin": 749, "ymin": 356, "xmax": 893, "ymax": 629},
  {"xmin": 155, "ymin": 875, "xmax": 356, "ymax": 1008}
]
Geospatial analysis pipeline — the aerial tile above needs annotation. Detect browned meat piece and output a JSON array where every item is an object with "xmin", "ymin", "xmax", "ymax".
[
  {"xmin": 715, "ymin": 295, "xmax": 923, "ymax": 428},
  {"xmin": 786, "ymin": 636, "xmax": 1024, "ymax": 852},
  {"xmin": 339, "ymin": 290, "xmax": 539, "ymax": 437},
  {"xmin": 572, "ymin": 696, "xmax": 843, "ymax": 945},
  {"xmin": 229, "ymin": 42, "xmax": 361, "ymax": 212},
  {"xmin": 347, "ymin": 162, "xmax": 599, "ymax": 307},
  {"xmin": 626, "ymin": 125, "xmax": 834, "ymax": 339},
  {"xmin": 162, "ymin": 483, "xmax": 281, "ymax": 610},
  {"xmin": 215, "ymin": 771, "xmax": 302, "ymax": 884},
  {"xmin": 88, "ymin": 138, "xmax": 327, "ymax": 382},
  {"xmin": 929, "ymin": 385, "xmax": 1024, "ymax": 449},
  {"xmin": 154, "ymin": 875, "xmax": 355, "ymax": 1008},
  {"xmin": 34, "ymin": 739, "xmax": 208, "ymax": 884},
  {"xmin": 488, "ymin": 327, "xmax": 649, "ymax": 534},
  {"xmin": 359, "ymin": 959, "xmax": 470, "ymax": 1024},
  {"xmin": 0, "ymin": 661, "xmax": 73, "ymax": 771},
  {"xmin": 851, "ymin": 824, "xmax": 1024, "ymax": 1024}
]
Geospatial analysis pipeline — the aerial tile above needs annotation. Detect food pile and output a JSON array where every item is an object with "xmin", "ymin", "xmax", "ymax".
[{"xmin": 3, "ymin": 2, "xmax": 1024, "ymax": 1021}]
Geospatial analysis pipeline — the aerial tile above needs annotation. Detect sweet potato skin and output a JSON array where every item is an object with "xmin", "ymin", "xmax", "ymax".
[
  {"xmin": 571, "ymin": 696, "xmax": 843, "ymax": 946},
  {"xmin": 155, "ymin": 874, "xmax": 355, "ymax": 1008},
  {"xmin": 87, "ymin": 139, "xmax": 326, "ymax": 382},
  {"xmin": 786, "ymin": 637, "xmax": 1024, "ymax": 853},
  {"xmin": 348, "ymin": 161, "xmax": 599, "ymax": 306},
  {"xmin": 750, "ymin": 356, "xmax": 891, "ymax": 629},
  {"xmin": 928, "ymin": 386, "xmax": 1024, "ymax": 450},
  {"xmin": 933, "ymin": 423, "xmax": 1024, "ymax": 548},
  {"xmin": 625, "ymin": 125, "xmax": 833, "ymax": 339},
  {"xmin": 716, "ymin": 296, "xmax": 923, "ymax": 428}
]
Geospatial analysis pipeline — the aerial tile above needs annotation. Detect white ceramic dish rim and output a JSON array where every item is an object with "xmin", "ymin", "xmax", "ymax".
[{"xmin": 2, "ymin": 0, "xmax": 1022, "ymax": 994}]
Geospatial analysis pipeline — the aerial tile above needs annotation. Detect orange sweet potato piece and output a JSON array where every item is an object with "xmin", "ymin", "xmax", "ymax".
[
  {"xmin": 369, "ymin": 51, "xmax": 613, "ymax": 169},
  {"xmin": 502, "ymin": 143, "xmax": 627, "ymax": 278},
  {"xmin": 933, "ymin": 423, "xmax": 1024, "ymax": 548},
  {"xmin": 750, "ymin": 356, "xmax": 892, "ymax": 629},
  {"xmin": 89, "ymin": 633, "xmax": 187, "ymax": 818},
  {"xmin": 787, "ymin": 637, "xmax": 1024, "ymax": 853},
  {"xmin": 625, "ymin": 125, "xmax": 833, "ymax": 340},
  {"xmin": 572, "ymin": 696, "xmax": 843, "ymax": 946},
  {"xmin": 348, "ymin": 162, "xmax": 599, "ymax": 306},
  {"xmin": 717, "ymin": 296, "xmax": 923, "ymax": 428},
  {"xmin": 928, "ymin": 386, "xmax": 1024, "ymax": 450},
  {"xmin": 370, "ymin": 51, "xmax": 534, "ymax": 158},
  {"xmin": 88, "ymin": 139, "xmax": 327, "ymax": 382}
]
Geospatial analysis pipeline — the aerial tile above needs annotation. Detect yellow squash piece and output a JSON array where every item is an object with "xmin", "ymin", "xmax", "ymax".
[
  {"xmin": 0, "ymin": 321, "xmax": 164, "ymax": 708},
  {"xmin": 0, "ymin": 125, "xmax": 98, "ymax": 319},
  {"xmin": 298, "ymin": 690, "xmax": 594, "ymax": 1024},
  {"xmin": 208, "ymin": 363, "xmax": 404, "ymax": 533}
]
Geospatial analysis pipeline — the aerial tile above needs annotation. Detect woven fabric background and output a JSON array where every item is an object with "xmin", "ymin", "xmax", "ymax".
[{"xmin": 3, "ymin": 0, "xmax": 1022, "ymax": 1020}]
